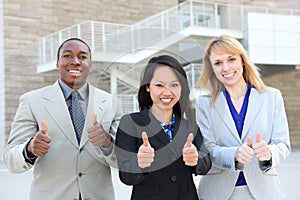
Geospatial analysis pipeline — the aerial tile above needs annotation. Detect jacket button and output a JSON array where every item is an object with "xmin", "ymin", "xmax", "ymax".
[
  {"xmin": 78, "ymin": 172, "xmax": 83, "ymax": 177},
  {"xmin": 171, "ymin": 176, "xmax": 177, "ymax": 182}
]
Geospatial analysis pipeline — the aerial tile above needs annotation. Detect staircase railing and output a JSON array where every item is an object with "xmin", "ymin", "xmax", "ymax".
[
  {"xmin": 38, "ymin": 0, "xmax": 300, "ymax": 67},
  {"xmin": 37, "ymin": 0, "xmax": 300, "ymax": 114}
]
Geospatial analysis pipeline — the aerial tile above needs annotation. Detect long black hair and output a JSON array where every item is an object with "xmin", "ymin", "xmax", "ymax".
[{"xmin": 138, "ymin": 55, "xmax": 191, "ymax": 117}]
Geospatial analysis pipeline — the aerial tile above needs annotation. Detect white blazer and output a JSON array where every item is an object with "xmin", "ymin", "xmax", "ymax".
[
  {"xmin": 196, "ymin": 87, "xmax": 291, "ymax": 200},
  {"xmin": 4, "ymin": 81, "xmax": 123, "ymax": 200}
]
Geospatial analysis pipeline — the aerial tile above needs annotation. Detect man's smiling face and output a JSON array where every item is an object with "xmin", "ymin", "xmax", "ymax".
[{"xmin": 56, "ymin": 39, "xmax": 92, "ymax": 90}]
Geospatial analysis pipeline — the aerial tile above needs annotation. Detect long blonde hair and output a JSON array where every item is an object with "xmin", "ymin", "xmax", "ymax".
[{"xmin": 197, "ymin": 35, "xmax": 266, "ymax": 106}]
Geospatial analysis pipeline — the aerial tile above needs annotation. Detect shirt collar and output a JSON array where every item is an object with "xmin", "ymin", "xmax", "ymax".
[{"xmin": 58, "ymin": 79, "xmax": 89, "ymax": 100}]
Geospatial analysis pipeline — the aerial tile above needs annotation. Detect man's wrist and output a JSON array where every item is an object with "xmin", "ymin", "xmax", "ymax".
[
  {"xmin": 102, "ymin": 133, "xmax": 113, "ymax": 147},
  {"xmin": 23, "ymin": 138, "xmax": 38, "ymax": 164}
]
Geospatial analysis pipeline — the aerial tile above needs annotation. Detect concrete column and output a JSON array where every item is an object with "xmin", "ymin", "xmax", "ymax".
[{"xmin": 0, "ymin": 0, "xmax": 5, "ymax": 161}]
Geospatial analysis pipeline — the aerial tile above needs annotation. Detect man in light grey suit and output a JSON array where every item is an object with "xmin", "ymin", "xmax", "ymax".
[
  {"xmin": 4, "ymin": 38, "xmax": 123, "ymax": 200},
  {"xmin": 196, "ymin": 35, "xmax": 291, "ymax": 200}
]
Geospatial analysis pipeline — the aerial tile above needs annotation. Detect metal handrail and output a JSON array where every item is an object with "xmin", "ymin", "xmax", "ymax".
[
  {"xmin": 38, "ymin": 0, "xmax": 300, "ymax": 66},
  {"xmin": 38, "ymin": 0, "xmax": 300, "ymax": 114}
]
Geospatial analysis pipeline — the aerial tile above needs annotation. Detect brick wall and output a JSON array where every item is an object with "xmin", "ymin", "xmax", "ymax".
[
  {"xmin": 263, "ymin": 70, "xmax": 300, "ymax": 148},
  {"xmin": 3, "ymin": 0, "xmax": 177, "ymax": 141}
]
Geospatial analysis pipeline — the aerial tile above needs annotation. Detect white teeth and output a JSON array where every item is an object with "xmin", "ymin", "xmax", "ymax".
[
  {"xmin": 223, "ymin": 72, "xmax": 234, "ymax": 78},
  {"xmin": 69, "ymin": 70, "xmax": 80, "ymax": 74},
  {"xmin": 161, "ymin": 98, "xmax": 172, "ymax": 103}
]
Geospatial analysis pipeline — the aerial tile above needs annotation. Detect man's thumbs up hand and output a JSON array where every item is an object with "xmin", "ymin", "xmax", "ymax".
[
  {"xmin": 88, "ymin": 113, "xmax": 112, "ymax": 147},
  {"xmin": 41, "ymin": 120, "xmax": 48, "ymax": 134},
  {"xmin": 28, "ymin": 120, "xmax": 51, "ymax": 157},
  {"xmin": 91, "ymin": 113, "xmax": 97, "ymax": 126},
  {"xmin": 137, "ymin": 131, "xmax": 154, "ymax": 169},
  {"xmin": 182, "ymin": 133, "xmax": 198, "ymax": 166}
]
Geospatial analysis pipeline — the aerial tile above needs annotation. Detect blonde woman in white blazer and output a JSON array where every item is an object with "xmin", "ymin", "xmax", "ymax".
[{"xmin": 196, "ymin": 35, "xmax": 291, "ymax": 200}]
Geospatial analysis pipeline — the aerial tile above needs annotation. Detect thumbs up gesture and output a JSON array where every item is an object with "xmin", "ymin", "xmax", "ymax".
[
  {"xmin": 27, "ymin": 120, "xmax": 51, "ymax": 157},
  {"xmin": 247, "ymin": 137, "xmax": 253, "ymax": 148},
  {"xmin": 235, "ymin": 136, "xmax": 254, "ymax": 164},
  {"xmin": 252, "ymin": 133, "xmax": 271, "ymax": 161},
  {"xmin": 88, "ymin": 113, "xmax": 112, "ymax": 147},
  {"xmin": 182, "ymin": 133, "xmax": 198, "ymax": 166},
  {"xmin": 137, "ymin": 132, "xmax": 154, "ymax": 169}
]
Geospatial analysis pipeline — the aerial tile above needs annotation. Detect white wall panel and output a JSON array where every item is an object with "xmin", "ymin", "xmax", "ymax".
[
  {"xmin": 248, "ymin": 30, "xmax": 274, "ymax": 46},
  {"xmin": 246, "ymin": 13, "xmax": 300, "ymax": 65},
  {"xmin": 247, "ymin": 13, "xmax": 273, "ymax": 30}
]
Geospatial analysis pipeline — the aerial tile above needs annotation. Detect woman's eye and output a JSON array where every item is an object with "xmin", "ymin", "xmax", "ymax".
[
  {"xmin": 229, "ymin": 57, "xmax": 236, "ymax": 62},
  {"xmin": 156, "ymin": 84, "xmax": 163, "ymax": 87},
  {"xmin": 214, "ymin": 61, "xmax": 221, "ymax": 66}
]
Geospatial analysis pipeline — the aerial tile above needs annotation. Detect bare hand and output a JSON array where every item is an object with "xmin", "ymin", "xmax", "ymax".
[
  {"xmin": 28, "ymin": 120, "xmax": 51, "ymax": 157},
  {"xmin": 182, "ymin": 133, "xmax": 198, "ymax": 166},
  {"xmin": 137, "ymin": 131, "xmax": 154, "ymax": 169},
  {"xmin": 252, "ymin": 133, "xmax": 271, "ymax": 161},
  {"xmin": 235, "ymin": 137, "xmax": 254, "ymax": 164},
  {"xmin": 88, "ymin": 113, "xmax": 112, "ymax": 147}
]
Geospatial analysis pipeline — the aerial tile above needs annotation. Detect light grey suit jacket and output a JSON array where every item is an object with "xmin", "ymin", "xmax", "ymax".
[
  {"xmin": 4, "ymin": 81, "xmax": 123, "ymax": 200},
  {"xmin": 196, "ymin": 87, "xmax": 290, "ymax": 200}
]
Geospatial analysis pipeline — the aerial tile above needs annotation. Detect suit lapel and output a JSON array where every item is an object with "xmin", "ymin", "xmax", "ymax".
[
  {"xmin": 241, "ymin": 88, "xmax": 264, "ymax": 140},
  {"xmin": 44, "ymin": 81, "xmax": 78, "ymax": 147},
  {"xmin": 148, "ymin": 110, "xmax": 185, "ymax": 156},
  {"xmin": 214, "ymin": 92, "xmax": 241, "ymax": 143}
]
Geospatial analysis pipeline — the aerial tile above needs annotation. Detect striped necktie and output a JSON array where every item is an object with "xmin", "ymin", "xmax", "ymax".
[{"xmin": 69, "ymin": 91, "xmax": 85, "ymax": 144}]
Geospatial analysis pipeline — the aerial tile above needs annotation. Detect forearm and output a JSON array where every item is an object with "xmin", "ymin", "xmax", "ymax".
[
  {"xmin": 195, "ymin": 153, "xmax": 212, "ymax": 175},
  {"xmin": 4, "ymin": 140, "xmax": 33, "ymax": 173},
  {"xmin": 95, "ymin": 142, "xmax": 118, "ymax": 168}
]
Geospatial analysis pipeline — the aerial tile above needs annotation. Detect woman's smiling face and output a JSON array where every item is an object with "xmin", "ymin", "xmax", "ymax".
[
  {"xmin": 210, "ymin": 50, "xmax": 245, "ymax": 88},
  {"xmin": 147, "ymin": 65, "xmax": 182, "ymax": 114}
]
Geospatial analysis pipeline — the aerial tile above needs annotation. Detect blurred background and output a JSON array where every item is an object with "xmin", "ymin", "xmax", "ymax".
[{"xmin": 0, "ymin": 0, "xmax": 299, "ymax": 199}]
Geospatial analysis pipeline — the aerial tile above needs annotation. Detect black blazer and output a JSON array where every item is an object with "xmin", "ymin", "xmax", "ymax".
[{"xmin": 115, "ymin": 108, "xmax": 211, "ymax": 200}]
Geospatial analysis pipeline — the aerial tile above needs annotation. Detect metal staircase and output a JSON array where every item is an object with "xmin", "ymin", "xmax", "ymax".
[
  {"xmin": 37, "ymin": 0, "xmax": 252, "ymax": 72},
  {"xmin": 36, "ymin": 0, "xmax": 300, "ymax": 114}
]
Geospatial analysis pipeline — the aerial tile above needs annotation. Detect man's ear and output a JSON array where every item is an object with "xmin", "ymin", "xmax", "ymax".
[
  {"xmin": 89, "ymin": 62, "xmax": 93, "ymax": 72},
  {"xmin": 56, "ymin": 61, "xmax": 59, "ymax": 70}
]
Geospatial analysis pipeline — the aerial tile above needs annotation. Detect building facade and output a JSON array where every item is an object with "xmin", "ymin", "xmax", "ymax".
[
  {"xmin": 1, "ymin": 0, "xmax": 300, "ymax": 159},
  {"xmin": 0, "ymin": 0, "xmax": 178, "ymax": 159}
]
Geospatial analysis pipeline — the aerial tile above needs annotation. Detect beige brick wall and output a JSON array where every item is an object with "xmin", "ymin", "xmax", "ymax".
[
  {"xmin": 263, "ymin": 70, "xmax": 300, "ymax": 148},
  {"xmin": 3, "ymin": 0, "xmax": 177, "ymax": 141}
]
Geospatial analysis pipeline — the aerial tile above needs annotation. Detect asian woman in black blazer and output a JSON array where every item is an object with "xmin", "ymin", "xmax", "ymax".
[{"xmin": 115, "ymin": 55, "xmax": 212, "ymax": 200}]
